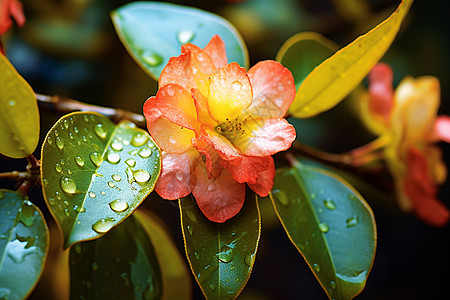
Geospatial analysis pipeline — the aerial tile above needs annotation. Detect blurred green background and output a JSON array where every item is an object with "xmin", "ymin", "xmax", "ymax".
[{"xmin": 1, "ymin": 0, "xmax": 449, "ymax": 299}]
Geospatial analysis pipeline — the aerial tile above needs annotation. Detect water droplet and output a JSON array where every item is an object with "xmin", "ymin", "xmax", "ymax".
[
  {"xmin": 331, "ymin": 280, "xmax": 336, "ymax": 289},
  {"xmin": 272, "ymin": 189, "xmax": 288, "ymax": 206},
  {"xmin": 64, "ymin": 209, "xmax": 69, "ymax": 216},
  {"xmin": 313, "ymin": 263, "xmax": 321, "ymax": 272},
  {"xmin": 112, "ymin": 174, "xmax": 121, "ymax": 182},
  {"xmin": 323, "ymin": 199, "xmax": 336, "ymax": 210},
  {"xmin": 111, "ymin": 140, "xmax": 123, "ymax": 151},
  {"xmin": 93, "ymin": 123, "xmax": 107, "ymax": 139},
  {"xmin": 177, "ymin": 29, "xmax": 195, "ymax": 44},
  {"xmin": 133, "ymin": 169, "xmax": 150, "ymax": 183},
  {"xmin": 8, "ymin": 99, "xmax": 16, "ymax": 106},
  {"xmin": 319, "ymin": 223, "xmax": 329, "ymax": 233},
  {"xmin": 55, "ymin": 163, "xmax": 63, "ymax": 173},
  {"xmin": 232, "ymin": 80, "xmax": 242, "ymax": 91},
  {"xmin": 106, "ymin": 151, "xmax": 121, "ymax": 164},
  {"xmin": 83, "ymin": 115, "xmax": 90, "ymax": 122},
  {"xmin": 166, "ymin": 86, "xmax": 176, "ymax": 97},
  {"xmin": 89, "ymin": 191, "xmax": 96, "ymax": 198},
  {"xmin": 310, "ymin": 193, "xmax": 316, "ymax": 199},
  {"xmin": 186, "ymin": 225, "xmax": 193, "ymax": 235},
  {"xmin": 90, "ymin": 152, "xmax": 102, "ymax": 167},
  {"xmin": 63, "ymin": 200, "xmax": 69, "ymax": 206},
  {"xmin": 73, "ymin": 205, "xmax": 86, "ymax": 213},
  {"xmin": 244, "ymin": 253, "xmax": 255, "ymax": 267},
  {"xmin": 131, "ymin": 133, "xmax": 149, "ymax": 147},
  {"xmin": 175, "ymin": 171, "xmax": 184, "ymax": 181},
  {"xmin": 125, "ymin": 158, "xmax": 136, "ymax": 167},
  {"xmin": 207, "ymin": 184, "xmax": 216, "ymax": 192},
  {"xmin": 217, "ymin": 245, "xmax": 235, "ymax": 263},
  {"xmin": 169, "ymin": 136, "xmax": 176, "ymax": 144},
  {"xmin": 74, "ymin": 126, "xmax": 79, "ymax": 133},
  {"xmin": 194, "ymin": 252, "xmax": 200, "ymax": 260},
  {"xmin": 235, "ymin": 278, "xmax": 240, "ymax": 283},
  {"xmin": 92, "ymin": 217, "xmax": 115, "ymax": 233},
  {"xmin": 63, "ymin": 119, "xmax": 69, "ymax": 129},
  {"xmin": 101, "ymin": 191, "xmax": 105, "ymax": 195},
  {"xmin": 56, "ymin": 137, "xmax": 64, "ymax": 149},
  {"xmin": 138, "ymin": 147, "xmax": 152, "ymax": 158},
  {"xmin": 186, "ymin": 210, "xmax": 197, "ymax": 223},
  {"xmin": 48, "ymin": 197, "xmax": 55, "ymax": 205},
  {"xmin": 47, "ymin": 136, "xmax": 53, "ymax": 145},
  {"xmin": 348, "ymin": 194, "xmax": 357, "ymax": 200},
  {"xmin": 142, "ymin": 52, "xmax": 163, "ymax": 66},
  {"xmin": 68, "ymin": 132, "xmax": 74, "ymax": 140},
  {"xmin": 346, "ymin": 216, "xmax": 358, "ymax": 228},
  {"xmin": 60, "ymin": 177, "xmax": 77, "ymax": 194},
  {"xmin": 75, "ymin": 156, "xmax": 85, "ymax": 167},
  {"xmin": 109, "ymin": 199, "xmax": 129, "ymax": 212},
  {"xmin": 91, "ymin": 262, "xmax": 98, "ymax": 271},
  {"xmin": 55, "ymin": 192, "xmax": 62, "ymax": 200},
  {"xmin": 108, "ymin": 181, "xmax": 115, "ymax": 188}
]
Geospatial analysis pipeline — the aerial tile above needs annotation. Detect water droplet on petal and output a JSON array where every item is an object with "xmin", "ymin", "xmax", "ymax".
[
  {"xmin": 207, "ymin": 184, "xmax": 216, "ymax": 192},
  {"xmin": 133, "ymin": 169, "xmax": 150, "ymax": 183},
  {"xmin": 106, "ymin": 151, "xmax": 120, "ymax": 164},
  {"xmin": 217, "ymin": 245, "xmax": 234, "ymax": 263},
  {"xmin": 94, "ymin": 123, "xmax": 107, "ymax": 139},
  {"xmin": 112, "ymin": 174, "xmax": 121, "ymax": 182},
  {"xmin": 319, "ymin": 223, "xmax": 329, "ymax": 233},
  {"xmin": 92, "ymin": 217, "xmax": 115, "ymax": 233},
  {"xmin": 90, "ymin": 152, "xmax": 102, "ymax": 167},
  {"xmin": 109, "ymin": 199, "xmax": 129, "ymax": 212},
  {"xmin": 125, "ymin": 158, "xmax": 136, "ymax": 167},
  {"xmin": 75, "ymin": 156, "xmax": 85, "ymax": 167},
  {"xmin": 138, "ymin": 147, "xmax": 152, "ymax": 158},
  {"xmin": 111, "ymin": 140, "xmax": 123, "ymax": 151},
  {"xmin": 346, "ymin": 216, "xmax": 358, "ymax": 228},
  {"xmin": 175, "ymin": 171, "xmax": 184, "ymax": 181},
  {"xmin": 323, "ymin": 199, "xmax": 336, "ymax": 210},
  {"xmin": 313, "ymin": 263, "xmax": 321, "ymax": 272},
  {"xmin": 60, "ymin": 177, "xmax": 77, "ymax": 194},
  {"xmin": 169, "ymin": 136, "xmax": 176, "ymax": 144},
  {"xmin": 56, "ymin": 137, "xmax": 64, "ymax": 149},
  {"xmin": 177, "ymin": 29, "xmax": 195, "ymax": 44},
  {"xmin": 131, "ymin": 133, "xmax": 149, "ymax": 147},
  {"xmin": 232, "ymin": 80, "xmax": 242, "ymax": 91},
  {"xmin": 142, "ymin": 51, "xmax": 163, "ymax": 66}
]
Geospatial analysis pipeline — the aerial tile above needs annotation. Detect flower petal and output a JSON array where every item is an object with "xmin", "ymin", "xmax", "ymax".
[
  {"xmin": 368, "ymin": 63, "xmax": 394, "ymax": 124},
  {"xmin": 10, "ymin": 0, "xmax": 25, "ymax": 26},
  {"xmin": 221, "ymin": 155, "xmax": 271, "ymax": 184},
  {"xmin": 155, "ymin": 84, "xmax": 199, "ymax": 130},
  {"xmin": 434, "ymin": 115, "xmax": 450, "ymax": 143},
  {"xmin": 246, "ymin": 60, "xmax": 295, "ymax": 118},
  {"xmin": 159, "ymin": 52, "xmax": 194, "ymax": 89},
  {"xmin": 203, "ymin": 35, "xmax": 228, "ymax": 69},
  {"xmin": 191, "ymin": 88, "xmax": 217, "ymax": 127},
  {"xmin": 192, "ymin": 137, "xmax": 222, "ymax": 179},
  {"xmin": 199, "ymin": 127, "xmax": 242, "ymax": 162},
  {"xmin": 227, "ymin": 117, "xmax": 296, "ymax": 157},
  {"xmin": 404, "ymin": 147, "xmax": 449, "ymax": 227},
  {"xmin": 143, "ymin": 96, "xmax": 195, "ymax": 153},
  {"xmin": 155, "ymin": 150, "xmax": 198, "ymax": 200},
  {"xmin": 192, "ymin": 164, "xmax": 246, "ymax": 223},
  {"xmin": 208, "ymin": 62, "xmax": 252, "ymax": 123},
  {"xmin": 248, "ymin": 156, "xmax": 275, "ymax": 197}
]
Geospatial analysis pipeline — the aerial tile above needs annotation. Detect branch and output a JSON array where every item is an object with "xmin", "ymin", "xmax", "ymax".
[{"xmin": 36, "ymin": 93, "xmax": 146, "ymax": 128}]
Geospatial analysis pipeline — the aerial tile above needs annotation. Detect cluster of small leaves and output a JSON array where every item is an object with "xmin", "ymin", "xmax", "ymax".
[{"xmin": 0, "ymin": 0, "xmax": 413, "ymax": 299}]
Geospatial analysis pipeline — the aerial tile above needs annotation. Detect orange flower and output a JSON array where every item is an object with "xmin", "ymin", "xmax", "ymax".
[
  {"xmin": 144, "ymin": 35, "xmax": 296, "ymax": 222},
  {"xmin": 0, "ymin": 0, "xmax": 25, "ymax": 53},
  {"xmin": 362, "ymin": 63, "xmax": 450, "ymax": 227}
]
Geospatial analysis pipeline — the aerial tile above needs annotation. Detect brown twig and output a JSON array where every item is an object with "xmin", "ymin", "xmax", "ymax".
[{"xmin": 35, "ymin": 93, "xmax": 146, "ymax": 128}]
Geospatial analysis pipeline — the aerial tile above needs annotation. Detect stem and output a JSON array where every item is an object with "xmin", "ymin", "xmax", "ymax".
[{"xmin": 35, "ymin": 93, "xmax": 146, "ymax": 128}]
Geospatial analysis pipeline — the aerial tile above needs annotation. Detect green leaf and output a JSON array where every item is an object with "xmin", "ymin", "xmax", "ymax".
[
  {"xmin": 270, "ymin": 164, "xmax": 376, "ymax": 300},
  {"xmin": 69, "ymin": 215, "xmax": 162, "ymax": 300},
  {"xmin": 179, "ymin": 192, "xmax": 260, "ymax": 300},
  {"xmin": 111, "ymin": 1, "xmax": 249, "ymax": 80},
  {"xmin": 0, "ymin": 53, "xmax": 39, "ymax": 158},
  {"xmin": 134, "ymin": 209, "xmax": 192, "ymax": 300},
  {"xmin": 0, "ymin": 190, "xmax": 49, "ymax": 300},
  {"xmin": 276, "ymin": 32, "xmax": 337, "ymax": 89},
  {"xmin": 40, "ymin": 112, "xmax": 161, "ymax": 249},
  {"xmin": 289, "ymin": 0, "xmax": 413, "ymax": 118}
]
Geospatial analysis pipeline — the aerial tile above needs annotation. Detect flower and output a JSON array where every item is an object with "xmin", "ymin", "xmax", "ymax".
[
  {"xmin": 361, "ymin": 63, "xmax": 450, "ymax": 227},
  {"xmin": 0, "ymin": 0, "xmax": 25, "ymax": 53},
  {"xmin": 144, "ymin": 35, "xmax": 296, "ymax": 222}
]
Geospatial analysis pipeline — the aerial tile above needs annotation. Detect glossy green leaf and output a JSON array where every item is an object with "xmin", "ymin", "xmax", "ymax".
[
  {"xmin": 69, "ymin": 215, "xmax": 162, "ymax": 300},
  {"xmin": 276, "ymin": 32, "xmax": 337, "ymax": 89},
  {"xmin": 40, "ymin": 112, "xmax": 161, "ymax": 248},
  {"xmin": 134, "ymin": 209, "xmax": 192, "ymax": 300},
  {"xmin": 0, "ymin": 190, "xmax": 49, "ymax": 300},
  {"xmin": 270, "ymin": 164, "xmax": 376, "ymax": 300},
  {"xmin": 179, "ymin": 192, "xmax": 261, "ymax": 300},
  {"xmin": 0, "ymin": 53, "xmax": 39, "ymax": 158},
  {"xmin": 111, "ymin": 1, "xmax": 249, "ymax": 80},
  {"xmin": 290, "ymin": 0, "xmax": 413, "ymax": 118}
]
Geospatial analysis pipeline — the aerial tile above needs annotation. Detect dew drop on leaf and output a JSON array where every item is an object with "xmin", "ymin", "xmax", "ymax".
[
  {"xmin": 94, "ymin": 123, "xmax": 107, "ymax": 139},
  {"xmin": 56, "ymin": 137, "xmax": 64, "ymax": 149},
  {"xmin": 75, "ymin": 156, "xmax": 85, "ymax": 167},
  {"xmin": 131, "ymin": 133, "xmax": 148, "ymax": 147},
  {"xmin": 55, "ymin": 163, "xmax": 63, "ymax": 173},
  {"xmin": 313, "ymin": 263, "xmax": 321, "ymax": 272},
  {"xmin": 186, "ymin": 225, "xmax": 193, "ymax": 235},
  {"xmin": 125, "ymin": 158, "xmax": 136, "ymax": 167},
  {"xmin": 244, "ymin": 253, "xmax": 255, "ymax": 267},
  {"xmin": 108, "ymin": 181, "xmax": 115, "ymax": 188},
  {"xmin": 92, "ymin": 217, "xmax": 115, "ymax": 233},
  {"xmin": 217, "ymin": 245, "xmax": 235, "ymax": 263},
  {"xmin": 138, "ymin": 147, "xmax": 152, "ymax": 158},
  {"xmin": 109, "ymin": 199, "xmax": 129, "ymax": 212},
  {"xmin": 89, "ymin": 191, "xmax": 96, "ymax": 198},
  {"xmin": 60, "ymin": 177, "xmax": 77, "ymax": 194},
  {"xmin": 112, "ymin": 174, "xmax": 121, "ymax": 182},
  {"xmin": 323, "ymin": 199, "xmax": 336, "ymax": 210},
  {"xmin": 133, "ymin": 169, "xmax": 150, "ymax": 183},
  {"xmin": 111, "ymin": 140, "xmax": 123, "ymax": 151},
  {"xmin": 346, "ymin": 216, "xmax": 358, "ymax": 228},
  {"xmin": 142, "ymin": 51, "xmax": 163, "ymax": 66},
  {"xmin": 177, "ymin": 29, "xmax": 195, "ymax": 44},
  {"xmin": 90, "ymin": 152, "xmax": 103, "ymax": 167},
  {"xmin": 319, "ymin": 223, "xmax": 329, "ymax": 233},
  {"xmin": 106, "ymin": 150, "xmax": 121, "ymax": 164}
]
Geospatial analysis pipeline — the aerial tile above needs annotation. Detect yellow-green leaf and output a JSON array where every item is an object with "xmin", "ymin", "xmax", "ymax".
[
  {"xmin": 290, "ymin": 0, "xmax": 413, "ymax": 118},
  {"xmin": 0, "ymin": 53, "xmax": 39, "ymax": 158},
  {"xmin": 40, "ymin": 112, "xmax": 161, "ymax": 249}
]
